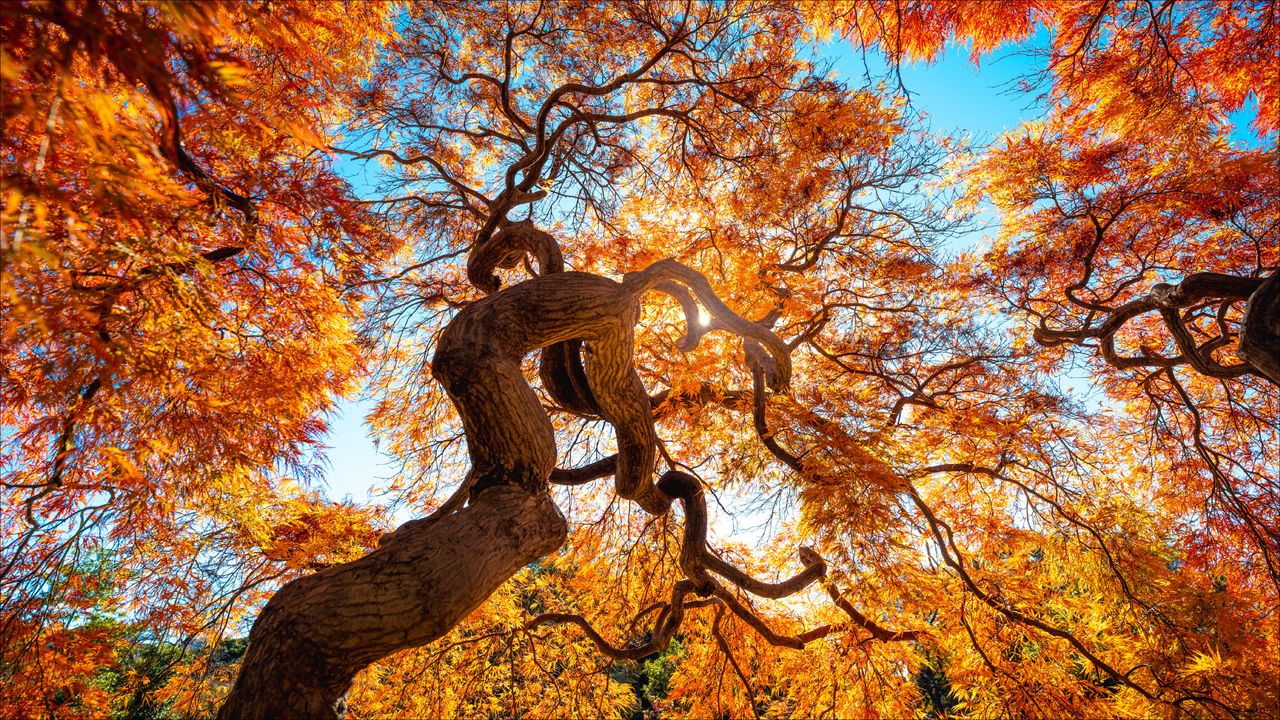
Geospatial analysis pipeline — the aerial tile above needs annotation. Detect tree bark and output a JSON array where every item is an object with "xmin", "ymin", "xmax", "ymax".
[
  {"xmin": 1240, "ymin": 267, "xmax": 1280, "ymax": 386},
  {"xmin": 216, "ymin": 487, "xmax": 566, "ymax": 720},
  {"xmin": 218, "ymin": 273, "xmax": 642, "ymax": 718},
  {"xmin": 216, "ymin": 261, "xmax": 794, "ymax": 717}
]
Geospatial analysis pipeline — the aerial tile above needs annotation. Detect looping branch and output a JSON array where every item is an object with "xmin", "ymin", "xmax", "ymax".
[
  {"xmin": 433, "ymin": 241, "xmax": 920, "ymax": 663},
  {"xmin": 655, "ymin": 470, "xmax": 917, "ymax": 647},
  {"xmin": 435, "ymin": 255, "xmax": 794, "ymax": 518},
  {"xmin": 658, "ymin": 468, "xmax": 826, "ymax": 599},
  {"xmin": 651, "ymin": 280, "xmax": 708, "ymax": 352},
  {"xmin": 464, "ymin": 219, "xmax": 600, "ymax": 415},
  {"xmin": 740, "ymin": 346, "xmax": 931, "ymax": 645},
  {"xmin": 1034, "ymin": 270, "xmax": 1277, "ymax": 383},
  {"xmin": 539, "ymin": 460, "xmax": 920, "ymax": 654},
  {"xmin": 624, "ymin": 258, "xmax": 793, "ymax": 391},
  {"xmin": 467, "ymin": 218, "xmax": 563, "ymax": 294}
]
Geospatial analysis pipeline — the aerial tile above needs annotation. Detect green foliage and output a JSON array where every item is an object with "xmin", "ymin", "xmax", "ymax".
[
  {"xmin": 914, "ymin": 651, "xmax": 960, "ymax": 718},
  {"xmin": 640, "ymin": 638, "xmax": 684, "ymax": 704},
  {"xmin": 612, "ymin": 638, "xmax": 685, "ymax": 719},
  {"xmin": 96, "ymin": 641, "xmax": 183, "ymax": 720}
]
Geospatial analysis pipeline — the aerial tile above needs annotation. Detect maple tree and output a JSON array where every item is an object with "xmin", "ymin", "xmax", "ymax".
[
  {"xmin": 2, "ymin": 1, "xmax": 396, "ymax": 716},
  {"xmin": 3, "ymin": 1, "xmax": 1277, "ymax": 719}
]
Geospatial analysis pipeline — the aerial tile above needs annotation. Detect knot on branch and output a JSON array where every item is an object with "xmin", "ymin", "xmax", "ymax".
[
  {"xmin": 1147, "ymin": 282, "xmax": 1177, "ymax": 307},
  {"xmin": 797, "ymin": 545, "xmax": 826, "ymax": 572}
]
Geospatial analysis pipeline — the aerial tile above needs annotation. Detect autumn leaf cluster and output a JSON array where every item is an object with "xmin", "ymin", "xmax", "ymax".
[{"xmin": 3, "ymin": 1, "xmax": 1276, "ymax": 718}]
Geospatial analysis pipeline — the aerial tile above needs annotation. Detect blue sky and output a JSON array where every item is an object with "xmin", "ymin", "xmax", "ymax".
[{"xmin": 316, "ymin": 37, "xmax": 1048, "ymax": 506}]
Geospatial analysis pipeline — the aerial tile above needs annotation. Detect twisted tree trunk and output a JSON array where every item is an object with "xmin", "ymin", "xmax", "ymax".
[
  {"xmin": 219, "ymin": 270, "xmax": 669, "ymax": 717},
  {"xmin": 215, "ymin": 488, "xmax": 566, "ymax": 719},
  {"xmin": 218, "ymin": 258, "xmax": 807, "ymax": 718}
]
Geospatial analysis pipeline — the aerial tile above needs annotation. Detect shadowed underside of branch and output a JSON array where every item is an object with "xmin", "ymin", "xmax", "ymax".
[{"xmin": 1240, "ymin": 268, "xmax": 1280, "ymax": 384}]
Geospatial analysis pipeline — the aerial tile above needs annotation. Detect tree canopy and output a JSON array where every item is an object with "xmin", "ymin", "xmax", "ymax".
[{"xmin": 2, "ymin": 1, "xmax": 1276, "ymax": 718}]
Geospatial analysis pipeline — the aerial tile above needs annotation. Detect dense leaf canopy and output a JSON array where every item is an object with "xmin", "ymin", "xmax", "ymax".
[{"xmin": 3, "ymin": 1, "xmax": 1276, "ymax": 718}]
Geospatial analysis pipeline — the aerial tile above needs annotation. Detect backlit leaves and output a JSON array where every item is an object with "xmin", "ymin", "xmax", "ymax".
[{"xmin": 3, "ymin": 1, "xmax": 1277, "ymax": 718}]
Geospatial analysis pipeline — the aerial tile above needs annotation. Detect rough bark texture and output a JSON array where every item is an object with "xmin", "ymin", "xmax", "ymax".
[
  {"xmin": 216, "ymin": 487, "xmax": 566, "ymax": 720},
  {"xmin": 219, "ymin": 271, "xmax": 663, "ymax": 718},
  {"xmin": 1240, "ymin": 267, "xmax": 1280, "ymax": 385},
  {"xmin": 218, "ymin": 255, "xmax": 806, "ymax": 717}
]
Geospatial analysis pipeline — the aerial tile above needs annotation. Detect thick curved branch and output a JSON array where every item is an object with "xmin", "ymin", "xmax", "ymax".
[
  {"xmin": 652, "ymin": 280, "xmax": 706, "ymax": 351},
  {"xmin": 1147, "ymin": 272, "xmax": 1263, "ymax": 307},
  {"xmin": 219, "ymin": 487, "xmax": 567, "ymax": 719},
  {"xmin": 434, "ymin": 272, "xmax": 643, "ymax": 497},
  {"xmin": 658, "ymin": 469, "xmax": 918, "ymax": 645},
  {"xmin": 704, "ymin": 547, "xmax": 826, "ymax": 601},
  {"xmin": 462, "ymin": 219, "xmax": 605, "ymax": 416},
  {"xmin": 1239, "ymin": 267, "xmax": 1280, "ymax": 385},
  {"xmin": 568, "ymin": 260, "xmax": 794, "ymax": 515},
  {"xmin": 578, "ymin": 306, "xmax": 671, "ymax": 515},
  {"xmin": 658, "ymin": 470, "xmax": 825, "ymax": 595},
  {"xmin": 550, "ymin": 455, "xmax": 617, "ymax": 486},
  {"xmin": 539, "ymin": 339, "xmax": 603, "ymax": 416},
  {"xmin": 624, "ymin": 259, "xmax": 793, "ymax": 390}
]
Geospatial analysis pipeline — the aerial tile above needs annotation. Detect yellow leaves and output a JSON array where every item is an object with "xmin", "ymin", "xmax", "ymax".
[
  {"xmin": 258, "ymin": 495, "xmax": 385, "ymax": 570},
  {"xmin": 3, "ymin": 1, "xmax": 1277, "ymax": 716},
  {"xmin": 100, "ymin": 446, "xmax": 142, "ymax": 484},
  {"xmin": 1180, "ymin": 647, "xmax": 1224, "ymax": 678}
]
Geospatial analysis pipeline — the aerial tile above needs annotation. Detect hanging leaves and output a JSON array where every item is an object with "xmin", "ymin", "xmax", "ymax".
[{"xmin": 2, "ymin": 2, "xmax": 1276, "ymax": 718}]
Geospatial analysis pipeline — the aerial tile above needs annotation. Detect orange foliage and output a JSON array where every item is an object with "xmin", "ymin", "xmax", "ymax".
[
  {"xmin": 3, "ymin": 1, "xmax": 1277, "ymax": 718},
  {"xmin": 3, "ymin": 1, "xmax": 395, "ymax": 714}
]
